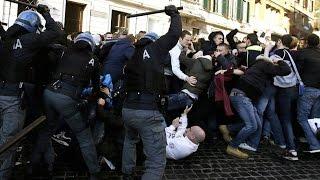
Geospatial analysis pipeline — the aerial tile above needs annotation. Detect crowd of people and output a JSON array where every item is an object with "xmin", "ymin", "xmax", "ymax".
[{"xmin": 0, "ymin": 4, "xmax": 319, "ymax": 180}]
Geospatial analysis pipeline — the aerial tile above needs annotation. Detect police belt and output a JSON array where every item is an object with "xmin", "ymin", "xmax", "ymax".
[
  {"xmin": 0, "ymin": 81, "xmax": 23, "ymax": 96},
  {"xmin": 124, "ymin": 91, "xmax": 163, "ymax": 110},
  {"xmin": 47, "ymin": 80, "xmax": 82, "ymax": 100}
]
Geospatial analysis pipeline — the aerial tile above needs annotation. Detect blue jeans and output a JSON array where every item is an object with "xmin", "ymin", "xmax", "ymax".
[
  {"xmin": 297, "ymin": 87, "xmax": 320, "ymax": 150},
  {"xmin": 262, "ymin": 120, "xmax": 271, "ymax": 137},
  {"xmin": 229, "ymin": 93, "xmax": 261, "ymax": 149},
  {"xmin": 167, "ymin": 91, "xmax": 194, "ymax": 111},
  {"xmin": 276, "ymin": 86, "xmax": 298, "ymax": 150},
  {"xmin": 32, "ymin": 89, "xmax": 100, "ymax": 173},
  {"xmin": 255, "ymin": 85, "xmax": 286, "ymax": 148},
  {"xmin": 122, "ymin": 108, "xmax": 166, "ymax": 180},
  {"xmin": 0, "ymin": 95, "xmax": 25, "ymax": 179},
  {"xmin": 310, "ymin": 96, "xmax": 320, "ymax": 118}
]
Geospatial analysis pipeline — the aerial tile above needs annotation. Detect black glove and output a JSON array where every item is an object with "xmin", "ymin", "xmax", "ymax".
[
  {"xmin": 37, "ymin": 4, "xmax": 50, "ymax": 15},
  {"xmin": 165, "ymin": 5, "xmax": 179, "ymax": 16}
]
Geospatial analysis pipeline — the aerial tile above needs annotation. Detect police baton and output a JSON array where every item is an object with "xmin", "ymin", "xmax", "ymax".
[
  {"xmin": 4, "ymin": 0, "xmax": 37, "ymax": 8},
  {"xmin": 0, "ymin": 116, "xmax": 46, "ymax": 156},
  {"xmin": 127, "ymin": 6, "xmax": 183, "ymax": 18}
]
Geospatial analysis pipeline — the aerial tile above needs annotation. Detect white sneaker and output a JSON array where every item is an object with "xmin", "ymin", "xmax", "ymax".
[
  {"xmin": 283, "ymin": 150, "xmax": 298, "ymax": 161},
  {"xmin": 54, "ymin": 131, "xmax": 71, "ymax": 141},
  {"xmin": 289, "ymin": 150, "xmax": 297, "ymax": 156},
  {"xmin": 307, "ymin": 149, "xmax": 320, "ymax": 153},
  {"xmin": 51, "ymin": 137, "xmax": 69, "ymax": 146},
  {"xmin": 279, "ymin": 145, "xmax": 286, "ymax": 149},
  {"xmin": 101, "ymin": 156, "xmax": 116, "ymax": 170},
  {"xmin": 239, "ymin": 143, "xmax": 257, "ymax": 152}
]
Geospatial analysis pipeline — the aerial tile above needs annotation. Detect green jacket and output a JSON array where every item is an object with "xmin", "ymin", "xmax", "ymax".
[{"xmin": 179, "ymin": 53, "xmax": 213, "ymax": 96}]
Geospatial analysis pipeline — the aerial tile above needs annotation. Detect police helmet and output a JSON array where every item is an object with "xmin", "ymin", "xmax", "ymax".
[
  {"xmin": 14, "ymin": 10, "xmax": 43, "ymax": 33},
  {"xmin": 142, "ymin": 32, "xmax": 159, "ymax": 42},
  {"xmin": 74, "ymin": 32, "xmax": 96, "ymax": 52}
]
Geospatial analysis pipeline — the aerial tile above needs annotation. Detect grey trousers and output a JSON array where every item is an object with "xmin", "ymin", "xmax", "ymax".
[
  {"xmin": 122, "ymin": 108, "xmax": 167, "ymax": 180},
  {"xmin": 0, "ymin": 95, "xmax": 26, "ymax": 180},
  {"xmin": 32, "ymin": 89, "xmax": 100, "ymax": 174}
]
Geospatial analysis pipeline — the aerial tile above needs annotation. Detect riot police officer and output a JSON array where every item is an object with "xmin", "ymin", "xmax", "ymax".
[
  {"xmin": 122, "ymin": 5, "xmax": 182, "ymax": 180},
  {"xmin": 0, "ymin": 5, "xmax": 60, "ymax": 179},
  {"xmin": 32, "ymin": 32, "xmax": 101, "ymax": 178}
]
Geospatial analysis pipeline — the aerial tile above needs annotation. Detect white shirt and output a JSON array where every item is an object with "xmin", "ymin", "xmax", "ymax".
[
  {"xmin": 169, "ymin": 42, "xmax": 188, "ymax": 81},
  {"xmin": 165, "ymin": 114, "xmax": 199, "ymax": 160}
]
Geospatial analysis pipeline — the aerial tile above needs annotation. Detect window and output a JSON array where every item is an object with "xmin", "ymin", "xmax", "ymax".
[
  {"xmin": 310, "ymin": 1, "xmax": 314, "ymax": 12},
  {"xmin": 247, "ymin": 2, "xmax": 250, "ymax": 23},
  {"xmin": 65, "ymin": 2, "xmax": 86, "ymax": 34},
  {"xmin": 213, "ymin": 0, "xmax": 219, "ymax": 12},
  {"xmin": 203, "ymin": 0, "xmax": 210, "ymax": 11},
  {"xmin": 237, "ymin": 0, "xmax": 244, "ymax": 22},
  {"xmin": 193, "ymin": 28, "xmax": 200, "ymax": 35},
  {"xmin": 222, "ymin": 0, "xmax": 229, "ymax": 17},
  {"xmin": 18, "ymin": 0, "xmax": 37, "ymax": 14},
  {"xmin": 303, "ymin": 0, "xmax": 308, "ymax": 8},
  {"xmin": 111, "ymin": 10, "xmax": 129, "ymax": 33}
]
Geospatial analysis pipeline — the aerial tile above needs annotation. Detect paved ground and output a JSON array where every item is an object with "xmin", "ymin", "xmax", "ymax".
[{"xmin": 12, "ymin": 138, "xmax": 320, "ymax": 180}]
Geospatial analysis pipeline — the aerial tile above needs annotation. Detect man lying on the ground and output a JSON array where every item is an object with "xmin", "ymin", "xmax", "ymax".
[{"xmin": 165, "ymin": 106, "xmax": 206, "ymax": 160}]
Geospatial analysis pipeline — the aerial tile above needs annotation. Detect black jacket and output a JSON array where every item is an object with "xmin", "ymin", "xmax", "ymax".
[
  {"xmin": 0, "ymin": 24, "xmax": 5, "ymax": 39},
  {"xmin": 124, "ymin": 13, "xmax": 182, "ymax": 110},
  {"xmin": 238, "ymin": 45, "xmax": 263, "ymax": 68},
  {"xmin": 297, "ymin": 47, "xmax": 320, "ymax": 89},
  {"xmin": 201, "ymin": 31, "xmax": 224, "ymax": 55},
  {"xmin": 237, "ymin": 56, "xmax": 291, "ymax": 101},
  {"xmin": 53, "ymin": 44, "xmax": 100, "ymax": 95},
  {"xmin": 226, "ymin": 29, "xmax": 238, "ymax": 50},
  {"xmin": 0, "ymin": 25, "xmax": 4, "ymax": 58},
  {"xmin": 215, "ymin": 53, "xmax": 238, "ymax": 71},
  {"xmin": 0, "ymin": 12, "xmax": 61, "ymax": 83}
]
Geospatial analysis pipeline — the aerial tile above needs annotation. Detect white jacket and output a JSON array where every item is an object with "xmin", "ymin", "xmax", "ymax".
[{"xmin": 165, "ymin": 114, "xmax": 199, "ymax": 160}]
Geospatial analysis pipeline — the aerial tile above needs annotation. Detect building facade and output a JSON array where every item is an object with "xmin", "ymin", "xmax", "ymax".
[{"xmin": 0, "ymin": 0, "xmax": 316, "ymax": 39}]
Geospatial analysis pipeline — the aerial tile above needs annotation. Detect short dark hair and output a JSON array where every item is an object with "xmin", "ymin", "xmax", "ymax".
[
  {"xmin": 247, "ymin": 33, "xmax": 258, "ymax": 45},
  {"xmin": 307, "ymin": 34, "xmax": 320, "ymax": 47},
  {"xmin": 281, "ymin": 34, "xmax": 293, "ymax": 48},
  {"xmin": 217, "ymin": 43, "xmax": 230, "ymax": 50},
  {"xmin": 180, "ymin": 30, "xmax": 191, "ymax": 39}
]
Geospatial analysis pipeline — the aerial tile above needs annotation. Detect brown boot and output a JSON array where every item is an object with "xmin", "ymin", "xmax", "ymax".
[
  {"xmin": 219, "ymin": 125, "xmax": 232, "ymax": 142},
  {"xmin": 226, "ymin": 145, "xmax": 249, "ymax": 159}
]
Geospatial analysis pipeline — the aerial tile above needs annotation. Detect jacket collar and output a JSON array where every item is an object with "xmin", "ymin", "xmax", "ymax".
[{"xmin": 247, "ymin": 45, "xmax": 263, "ymax": 52}]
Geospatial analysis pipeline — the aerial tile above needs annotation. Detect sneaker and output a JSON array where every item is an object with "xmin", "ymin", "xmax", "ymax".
[
  {"xmin": 100, "ymin": 156, "xmax": 116, "ymax": 170},
  {"xmin": 260, "ymin": 136, "xmax": 276, "ymax": 146},
  {"xmin": 226, "ymin": 145, "xmax": 249, "ymax": 159},
  {"xmin": 53, "ymin": 131, "xmax": 71, "ymax": 141},
  {"xmin": 279, "ymin": 145, "xmax": 286, "ymax": 149},
  {"xmin": 304, "ymin": 149, "xmax": 320, "ymax": 153},
  {"xmin": 219, "ymin": 125, "xmax": 232, "ymax": 142},
  {"xmin": 239, "ymin": 143, "xmax": 257, "ymax": 152},
  {"xmin": 51, "ymin": 136, "xmax": 69, "ymax": 146},
  {"xmin": 282, "ymin": 150, "xmax": 298, "ymax": 161}
]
